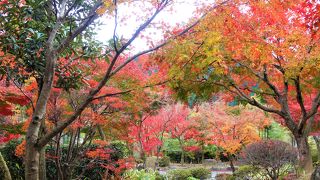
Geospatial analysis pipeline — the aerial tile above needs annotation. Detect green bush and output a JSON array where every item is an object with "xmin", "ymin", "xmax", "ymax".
[
  {"xmin": 123, "ymin": 169, "xmax": 158, "ymax": 180},
  {"xmin": 155, "ymin": 171, "xmax": 166, "ymax": 180},
  {"xmin": 0, "ymin": 140, "xmax": 24, "ymax": 180},
  {"xmin": 190, "ymin": 167, "xmax": 211, "ymax": 179},
  {"xmin": 169, "ymin": 169, "xmax": 193, "ymax": 180},
  {"xmin": 168, "ymin": 167, "xmax": 211, "ymax": 180},
  {"xmin": 232, "ymin": 165, "xmax": 260, "ymax": 179},
  {"xmin": 187, "ymin": 177, "xmax": 199, "ymax": 180},
  {"xmin": 159, "ymin": 156, "xmax": 170, "ymax": 167}
]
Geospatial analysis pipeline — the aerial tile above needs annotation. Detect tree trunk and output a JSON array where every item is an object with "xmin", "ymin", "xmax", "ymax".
[
  {"xmin": 179, "ymin": 140, "xmax": 185, "ymax": 165},
  {"xmin": 201, "ymin": 144, "xmax": 205, "ymax": 164},
  {"xmin": 39, "ymin": 121, "xmax": 47, "ymax": 180},
  {"xmin": 228, "ymin": 155, "xmax": 236, "ymax": 173},
  {"xmin": 155, "ymin": 145, "xmax": 161, "ymax": 170},
  {"xmin": 62, "ymin": 166, "xmax": 73, "ymax": 180},
  {"xmin": 180, "ymin": 150, "xmax": 185, "ymax": 165},
  {"xmin": 39, "ymin": 148, "xmax": 46, "ymax": 180},
  {"xmin": 295, "ymin": 135, "xmax": 313, "ymax": 172},
  {"xmin": 0, "ymin": 152, "xmax": 12, "ymax": 180},
  {"xmin": 313, "ymin": 136, "xmax": 320, "ymax": 161},
  {"xmin": 311, "ymin": 164, "xmax": 320, "ymax": 180},
  {"xmin": 25, "ymin": 143, "xmax": 40, "ymax": 180}
]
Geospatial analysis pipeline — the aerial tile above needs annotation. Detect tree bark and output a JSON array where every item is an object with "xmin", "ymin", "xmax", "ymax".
[
  {"xmin": 228, "ymin": 154, "xmax": 236, "ymax": 173},
  {"xmin": 0, "ymin": 152, "xmax": 12, "ymax": 180},
  {"xmin": 39, "ymin": 148, "xmax": 46, "ymax": 180},
  {"xmin": 295, "ymin": 135, "xmax": 313, "ymax": 172},
  {"xmin": 201, "ymin": 144, "xmax": 205, "ymax": 164},
  {"xmin": 180, "ymin": 150, "xmax": 185, "ymax": 165},
  {"xmin": 39, "ymin": 121, "xmax": 47, "ymax": 180}
]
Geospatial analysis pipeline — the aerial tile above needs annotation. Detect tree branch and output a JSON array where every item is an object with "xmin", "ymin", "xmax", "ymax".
[
  {"xmin": 36, "ymin": 0, "xmax": 229, "ymax": 148},
  {"xmin": 56, "ymin": 1, "xmax": 102, "ymax": 53},
  {"xmin": 92, "ymin": 80, "xmax": 169, "ymax": 100}
]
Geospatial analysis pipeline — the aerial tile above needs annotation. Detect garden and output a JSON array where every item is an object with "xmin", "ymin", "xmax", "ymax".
[{"xmin": 0, "ymin": 0, "xmax": 319, "ymax": 179}]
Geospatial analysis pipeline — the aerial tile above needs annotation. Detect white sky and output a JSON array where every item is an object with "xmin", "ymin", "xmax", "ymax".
[{"xmin": 95, "ymin": 0, "xmax": 214, "ymax": 52}]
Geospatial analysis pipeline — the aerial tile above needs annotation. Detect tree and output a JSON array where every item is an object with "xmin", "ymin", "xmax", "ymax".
[
  {"xmin": 240, "ymin": 140, "xmax": 298, "ymax": 180},
  {"xmin": 167, "ymin": 104, "xmax": 192, "ymax": 165},
  {"xmin": 196, "ymin": 102, "xmax": 269, "ymax": 172},
  {"xmin": 0, "ymin": 0, "xmax": 230, "ymax": 179},
  {"xmin": 154, "ymin": 0, "xmax": 320, "ymax": 172}
]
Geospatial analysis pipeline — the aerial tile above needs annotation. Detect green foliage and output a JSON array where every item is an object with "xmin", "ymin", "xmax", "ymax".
[
  {"xmin": 108, "ymin": 141, "xmax": 130, "ymax": 160},
  {"xmin": 0, "ymin": 0, "xmax": 104, "ymax": 90},
  {"xmin": 186, "ymin": 177, "xmax": 199, "ymax": 180},
  {"xmin": 0, "ymin": 140, "xmax": 24, "ymax": 180},
  {"xmin": 164, "ymin": 139, "xmax": 217, "ymax": 163},
  {"xmin": 267, "ymin": 122, "xmax": 291, "ymax": 141},
  {"xmin": 231, "ymin": 165, "xmax": 260, "ymax": 180},
  {"xmin": 155, "ymin": 171, "xmax": 166, "ymax": 180},
  {"xmin": 158, "ymin": 156, "xmax": 170, "ymax": 167},
  {"xmin": 168, "ymin": 168, "xmax": 210, "ymax": 180},
  {"xmin": 168, "ymin": 169, "xmax": 193, "ymax": 180},
  {"xmin": 309, "ymin": 137, "xmax": 319, "ymax": 163},
  {"xmin": 190, "ymin": 167, "xmax": 211, "ymax": 179},
  {"xmin": 123, "ymin": 169, "xmax": 158, "ymax": 180}
]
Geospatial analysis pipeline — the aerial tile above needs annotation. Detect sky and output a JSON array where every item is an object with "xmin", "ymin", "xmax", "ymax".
[{"xmin": 95, "ymin": 0, "xmax": 213, "ymax": 52}]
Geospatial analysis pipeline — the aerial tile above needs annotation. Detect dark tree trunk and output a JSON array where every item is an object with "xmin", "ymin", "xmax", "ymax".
[
  {"xmin": 180, "ymin": 150, "xmax": 185, "ymax": 165},
  {"xmin": 294, "ymin": 134, "xmax": 313, "ymax": 172},
  {"xmin": 228, "ymin": 155, "xmax": 236, "ymax": 173}
]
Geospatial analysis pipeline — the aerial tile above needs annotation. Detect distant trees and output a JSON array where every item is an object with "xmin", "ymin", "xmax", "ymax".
[{"xmin": 153, "ymin": 0, "xmax": 320, "ymax": 171}]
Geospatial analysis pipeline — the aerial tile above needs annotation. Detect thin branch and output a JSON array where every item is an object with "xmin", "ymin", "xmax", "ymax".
[
  {"xmin": 56, "ymin": 1, "xmax": 102, "ymax": 53},
  {"xmin": 92, "ymin": 80, "xmax": 169, "ymax": 100},
  {"xmin": 113, "ymin": 0, "xmax": 119, "ymax": 53}
]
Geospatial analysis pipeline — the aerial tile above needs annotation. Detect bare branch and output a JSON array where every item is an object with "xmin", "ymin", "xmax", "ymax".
[
  {"xmin": 113, "ymin": 0, "xmax": 119, "ymax": 53},
  {"xmin": 56, "ymin": 1, "xmax": 102, "ymax": 53},
  {"xmin": 92, "ymin": 80, "xmax": 169, "ymax": 100}
]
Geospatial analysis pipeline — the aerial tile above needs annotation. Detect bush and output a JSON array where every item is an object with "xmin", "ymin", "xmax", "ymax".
[
  {"xmin": 123, "ymin": 169, "xmax": 156, "ymax": 180},
  {"xmin": 215, "ymin": 173, "xmax": 232, "ymax": 180},
  {"xmin": 231, "ymin": 165, "xmax": 260, "ymax": 179},
  {"xmin": 239, "ymin": 140, "xmax": 297, "ymax": 180},
  {"xmin": 0, "ymin": 140, "xmax": 24, "ymax": 180},
  {"xmin": 159, "ymin": 156, "xmax": 170, "ymax": 167},
  {"xmin": 190, "ymin": 167, "xmax": 211, "ymax": 179},
  {"xmin": 155, "ymin": 171, "xmax": 166, "ymax": 180},
  {"xmin": 187, "ymin": 177, "xmax": 199, "ymax": 180},
  {"xmin": 169, "ymin": 169, "xmax": 193, "ymax": 180}
]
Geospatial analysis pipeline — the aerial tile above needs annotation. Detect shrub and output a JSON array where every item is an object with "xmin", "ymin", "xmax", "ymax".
[
  {"xmin": 158, "ymin": 156, "xmax": 170, "ymax": 167},
  {"xmin": 232, "ymin": 165, "xmax": 260, "ymax": 179},
  {"xmin": 169, "ymin": 169, "xmax": 193, "ymax": 180},
  {"xmin": 155, "ymin": 171, "xmax": 166, "ymax": 180},
  {"xmin": 123, "ymin": 169, "xmax": 156, "ymax": 180},
  {"xmin": 215, "ymin": 173, "xmax": 232, "ymax": 180},
  {"xmin": 0, "ymin": 140, "xmax": 24, "ymax": 180},
  {"xmin": 239, "ymin": 140, "xmax": 297, "ymax": 180},
  {"xmin": 187, "ymin": 177, "xmax": 199, "ymax": 180},
  {"xmin": 190, "ymin": 167, "xmax": 211, "ymax": 179}
]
